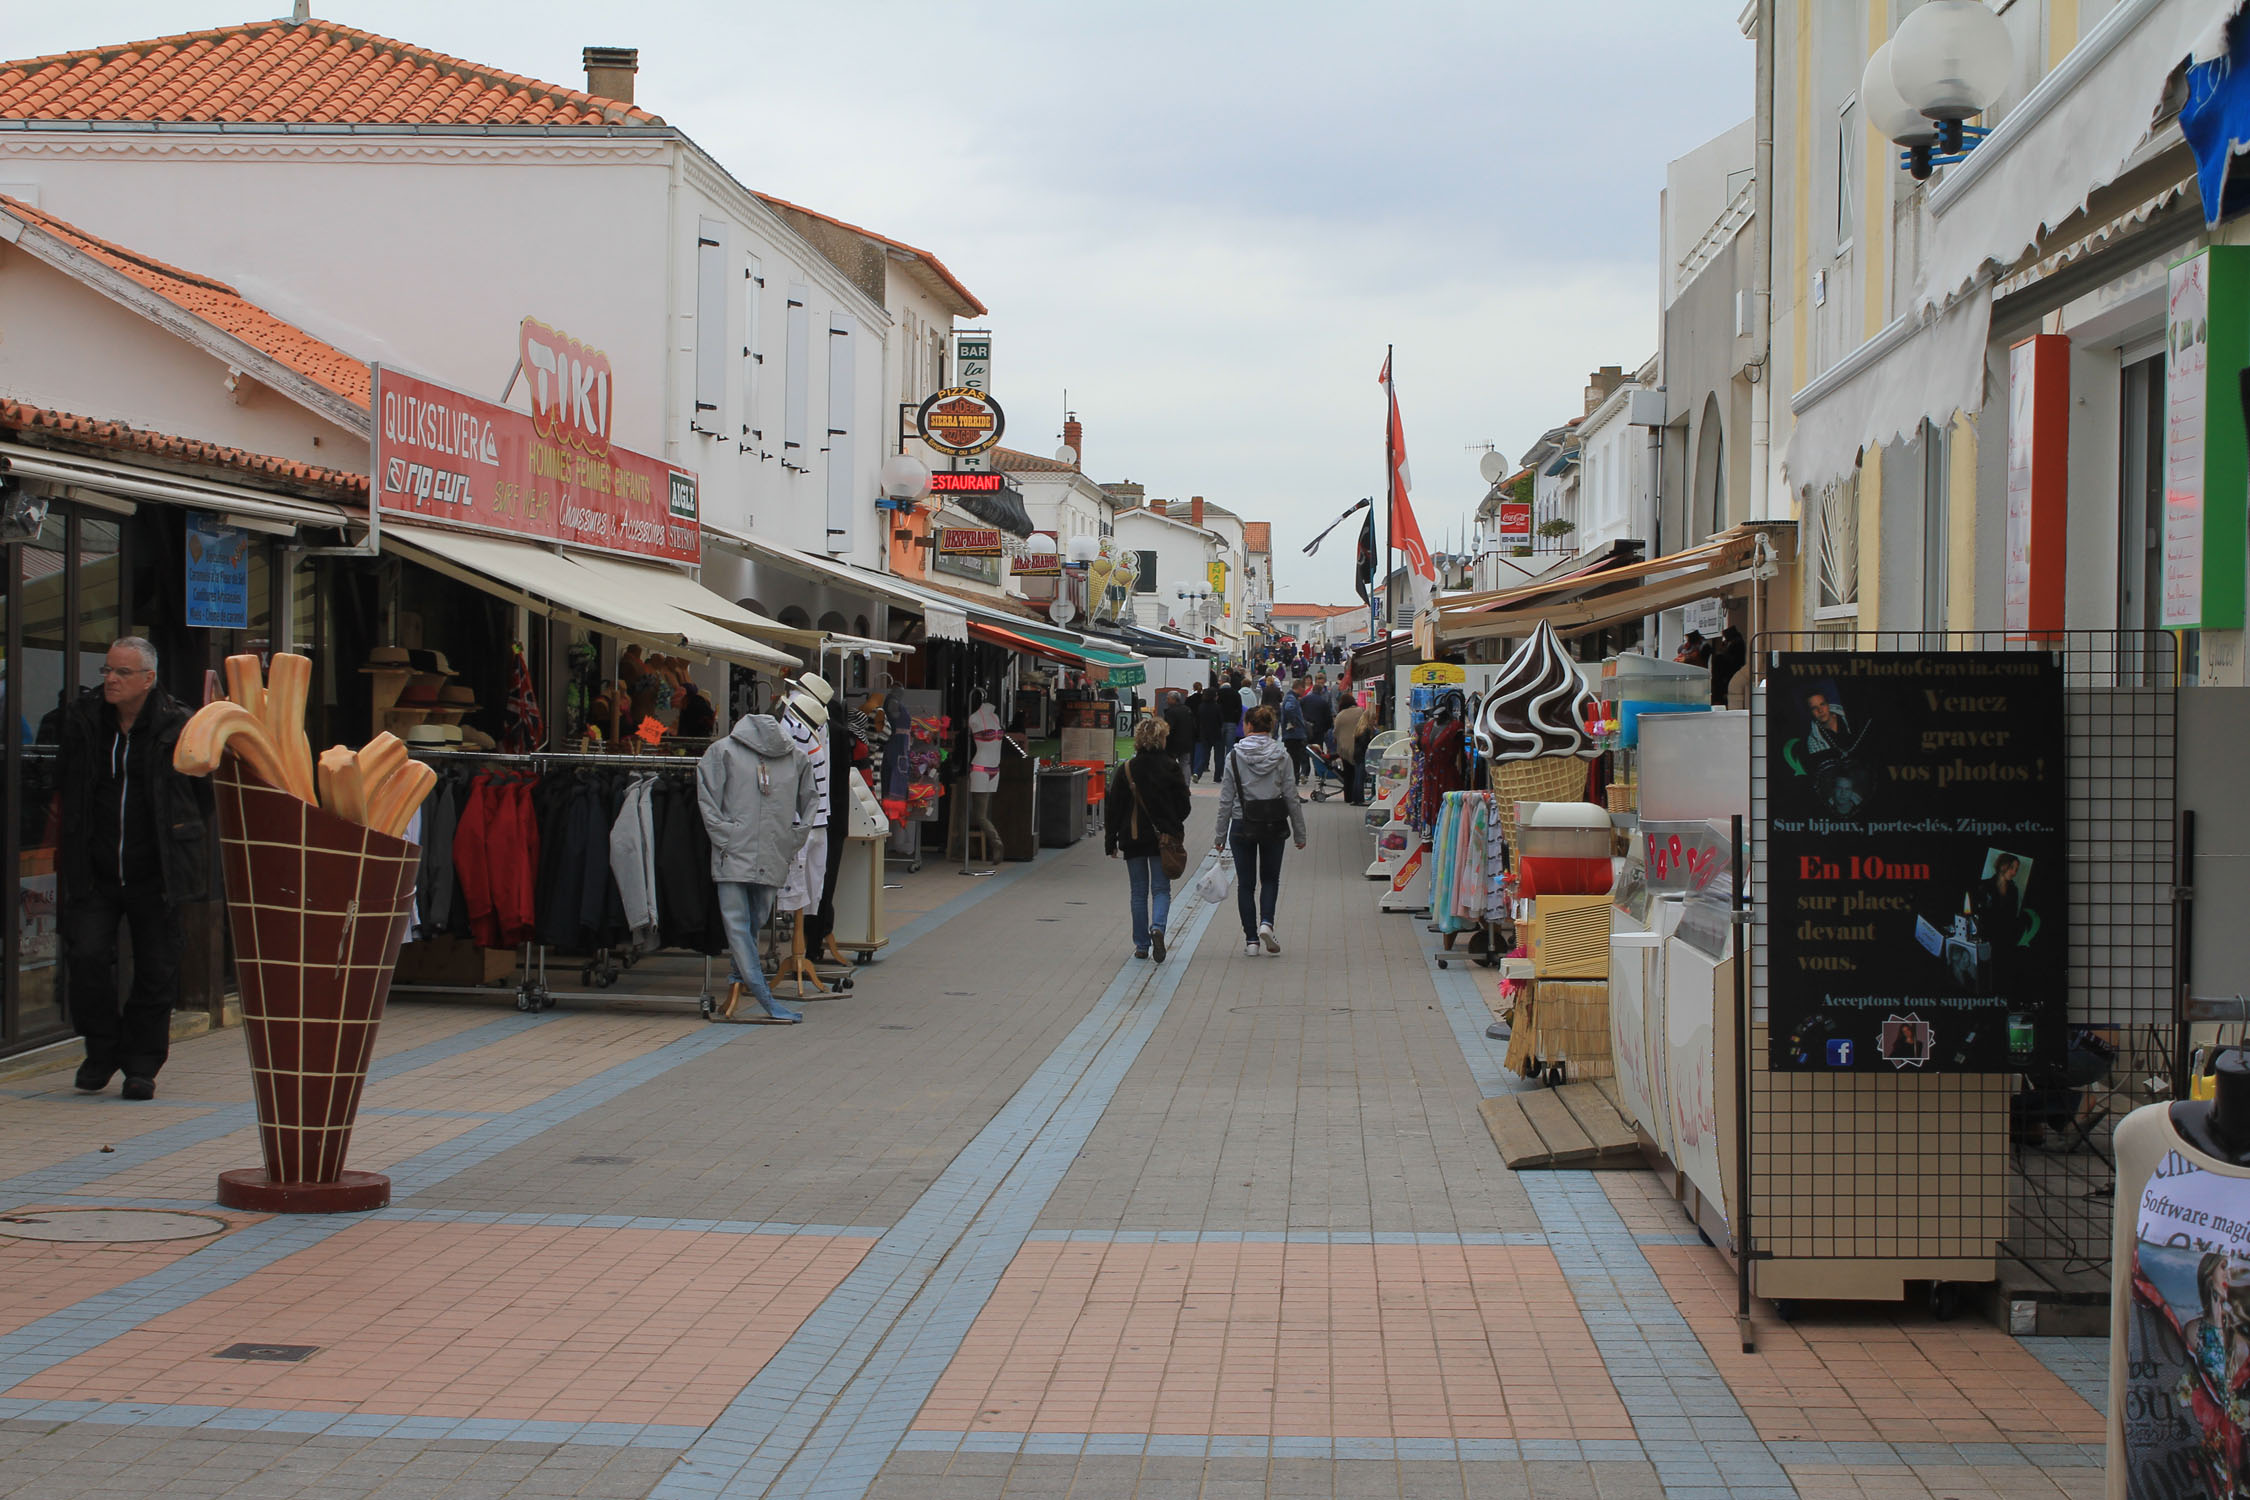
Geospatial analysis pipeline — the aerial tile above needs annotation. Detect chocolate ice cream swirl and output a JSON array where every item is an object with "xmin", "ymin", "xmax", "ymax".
[{"xmin": 1473, "ymin": 620, "xmax": 1599, "ymax": 762}]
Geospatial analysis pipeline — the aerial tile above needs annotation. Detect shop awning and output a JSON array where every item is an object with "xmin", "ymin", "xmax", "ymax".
[
  {"xmin": 1, "ymin": 441, "xmax": 359, "ymax": 534},
  {"xmin": 970, "ymin": 620, "xmax": 1083, "ymax": 664},
  {"xmin": 704, "ymin": 525, "xmax": 975, "ymax": 643},
  {"xmin": 1012, "ymin": 626, "xmax": 1143, "ymax": 671},
  {"xmin": 558, "ymin": 549, "xmax": 826, "ymax": 650},
  {"xmin": 1433, "ymin": 530, "xmax": 1766, "ymax": 646},
  {"xmin": 384, "ymin": 523, "xmax": 800, "ymax": 673},
  {"xmin": 946, "ymin": 480, "xmax": 1035, "ymax": 538}
]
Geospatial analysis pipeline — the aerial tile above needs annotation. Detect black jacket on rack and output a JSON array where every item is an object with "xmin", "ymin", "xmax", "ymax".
[{"xmin": 650, "ymin": 776, "xmax": 726, "ymax": 956}]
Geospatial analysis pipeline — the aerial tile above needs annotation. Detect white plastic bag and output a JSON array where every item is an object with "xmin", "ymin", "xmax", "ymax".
[{"xmin": 1195, "ymin": 858, "xmax": 1234, "ymax": 906}]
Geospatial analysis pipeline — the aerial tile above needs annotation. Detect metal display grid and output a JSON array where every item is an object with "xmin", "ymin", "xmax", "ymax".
[{"xmin": 1745, "ymin": 630, "xmax": 2177, "ymax": 1309}]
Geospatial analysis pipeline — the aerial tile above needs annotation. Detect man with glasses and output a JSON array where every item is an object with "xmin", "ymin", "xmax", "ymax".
[{"xmin": 58, "ymin": 638, "xmax": 211, "ymax": 1099}]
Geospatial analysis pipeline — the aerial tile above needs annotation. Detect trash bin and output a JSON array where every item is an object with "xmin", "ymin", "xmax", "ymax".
[{"xmin": 1037, "ymin": 766, "xmax": 1089, "ymax": 847}]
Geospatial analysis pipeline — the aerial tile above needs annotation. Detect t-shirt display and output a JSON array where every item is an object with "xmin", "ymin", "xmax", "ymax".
[{"xmin": 969, "ymin": 704, "xmax": 1003, "ymax": 793}]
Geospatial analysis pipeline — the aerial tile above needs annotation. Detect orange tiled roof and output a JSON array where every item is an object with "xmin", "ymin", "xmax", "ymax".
[
  {"xmin": 912, "ymin": 574, "xmax": 1042, "ymax": 620},
  {"xmin": 0, "ymin": 398, "xmax": 368, "ymax": 498},
  {"xmin": 1, "ymin": 195, "xmax": 370, "ymax": 408},
  {"xmin": 0, "ymin": 19, "xmax": 660, "ymax": 127},
  {"xmin": 1242, "ymin": 521, "xmax": 1271, "ymax": 553},
  {"xmin": 755, "ymin": 194, "xmax": 985, "ymax": 317},
  {"xmin": 1271, "ymin": 602, "xmax": 1360, "ymax": 619},
  {"xmin": 991, "ymin": 446, "xmax": 1077, "ymax": 474}
]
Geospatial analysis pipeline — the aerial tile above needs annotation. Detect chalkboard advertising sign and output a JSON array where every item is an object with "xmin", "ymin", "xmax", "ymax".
[{"xmin": 1765, "ymin": 652, "xmax": 2065, "ymax": 1072}]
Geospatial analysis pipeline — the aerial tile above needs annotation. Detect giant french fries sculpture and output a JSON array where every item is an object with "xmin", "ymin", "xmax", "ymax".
[{"xmin": 174, "ymin": 654, "xmax": 439, "ymax": 1213}]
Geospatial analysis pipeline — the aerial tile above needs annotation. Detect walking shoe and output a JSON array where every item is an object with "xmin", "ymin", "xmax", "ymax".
[
  {"xmin": 1151, "ymin": 930, "xmax": 1167, "ymax": 963},
  {"xmin": 1134, "ymin": 948, "xmax": 1149, "ymax": 960},
  {"xmin": 1244, "ymin": 940, "xmax": 1261, "ymax": 957},
  {"xmin": 74, "ymin": 1062, "xmax": 114, "ymax": 1093},
  {"xmin": 759, "ymin": 999, "xmax": 805, "ymax": 1024},
  {"xmin": 1259, "ymin": 922, "xmax": 1281, "ymax": 954},
  {"xmin": 121, "ymin": 1076, "xmax": 156, "ymax": 1101}
]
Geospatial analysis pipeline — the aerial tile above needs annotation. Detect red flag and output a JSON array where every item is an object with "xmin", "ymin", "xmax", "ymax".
[{"xmin": 1379, "ymin": 355, "xmax": 1435, "ymax": 582}]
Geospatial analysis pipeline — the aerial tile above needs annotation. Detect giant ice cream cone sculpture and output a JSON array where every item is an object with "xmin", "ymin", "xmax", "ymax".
[
  {"xmin": 1473, "ymin": 621, "xmax": 1601, "ymax": 848},
  {"xmin": 176, "ymin": 655, "xmax": 436, "ymax": 1213}
]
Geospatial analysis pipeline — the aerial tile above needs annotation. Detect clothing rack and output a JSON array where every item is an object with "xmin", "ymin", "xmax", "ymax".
[{"xmin": 393, "ymin": 747, "xmax": 718, "ymax": 1013}]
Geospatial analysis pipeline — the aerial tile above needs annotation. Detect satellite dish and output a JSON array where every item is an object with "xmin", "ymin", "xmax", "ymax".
[
  {"xmin": 1049, "ymin": 595, "xmax": 1079, "ymax": 626},
  {"xmin": 1478, "ymin": 451, "xmax": 1508, "ymax": 483},
  {"xmin": 1054, "ymin": 445, "xmax": 1079, "ymax": 465}
]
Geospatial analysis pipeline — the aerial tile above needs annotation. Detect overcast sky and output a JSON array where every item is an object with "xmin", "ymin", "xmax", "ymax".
[{"xmin": 13, "ymin": 3, "xmax": 1753, "ymax": 602}]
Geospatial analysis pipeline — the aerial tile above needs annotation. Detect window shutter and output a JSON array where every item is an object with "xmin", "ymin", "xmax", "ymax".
[
  {"xmin": 742, "ymin": 253, "xmax": 762, "ymax": 438},
  {"xmin": 783, "ymin": 285, "xmax": 811, "ymax": 458},
  {"xmin": 825, "ymin": 313, "xmax": 857, "ymax": 555},
  {"xmin": 1135, "ymin": 551, "xmax": 1158, "ymax": 592},
  {"xmin": 694, "ymin": 219, "xmax": 727, "ymax": 419}
]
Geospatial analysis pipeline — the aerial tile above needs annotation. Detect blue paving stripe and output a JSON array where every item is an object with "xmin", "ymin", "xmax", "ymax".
[
  {"xmin": 879, "ymin": 848, "xmax": 1050, "ymax": 954},
  {"xmin": 0, "ymin": 1024, "xmax": 749, "ymax": 1393},
  {"xmin": 2016, "ymin": 1335, "xmax": 2108, "ymax": 1413},
  {"xmin": 0, "ymin": 1012, "xmax": 556, "ymax": 1203},
  {"xmin": 652, "ymin": 857, "xmax": 1227, "ymax": 1500},
  {"xmin": 372, "ymin": 1207, "xmax": 889, "ymax": 1238},
  {"xmin": 1418, "ymin": 926, "xmax": 1533, "ymax": 1097},
  {"xmin": 1022, "ymin": 1228, "xmax": 1552, "ymax": 1246},
  {"xmin": 0, "ymin": 1398, "xmax": 703, "ymax": 1449}
]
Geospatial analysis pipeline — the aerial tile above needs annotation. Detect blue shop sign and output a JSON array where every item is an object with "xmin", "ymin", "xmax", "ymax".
[{"xmin": 185, "ymin": 512, "xmax": 252, "ymax": 629}]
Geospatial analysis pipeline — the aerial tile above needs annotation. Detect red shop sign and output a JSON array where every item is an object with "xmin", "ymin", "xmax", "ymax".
[
  {"xmin": 1498, "ymin": 501, "xmax": 1532, "ymax": 539},
  {"xmin": 373, "ymin": 364, "xmax": 700, "ymax": 565}
]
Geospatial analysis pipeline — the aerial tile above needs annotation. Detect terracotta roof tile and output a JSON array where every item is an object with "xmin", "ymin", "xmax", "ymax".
[
  {"xmin": 1270, "ymin": 602, "xmax": 1360, "ymax": 618},
  {"xmin": 991, "ymin": 446, "xmax": 1077, "ymax": 474},
  {"xmin": 1242, "ymin": 521, "xmax": 1271, "ymax": 553},
  {"xmin": 0, "ymin": 195, "xmax": 369, "ymax": 408},
  {"xmin": 0, "ymin": 19, "xmax": 660, "ymax": 127},
  {"xmin": 911, "ymin": 574, "xmax": 1042, "ymax": 620},
  {"xmin": 755, "ymin": 193, "xmax": 985, "ymax": 316},
  {"xmin": 0, "ymin": 398, "xmax": 368, "ymax": 498}
]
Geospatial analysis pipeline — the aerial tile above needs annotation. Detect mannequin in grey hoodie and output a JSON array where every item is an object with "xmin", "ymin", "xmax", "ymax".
[
  {"xmin": 1212, "ymin": 704, "xmax": 1308, "ymax": 956},
  {"xmin": 697, "ymin": 713, "xmax": 819, "ymax": 1021}
]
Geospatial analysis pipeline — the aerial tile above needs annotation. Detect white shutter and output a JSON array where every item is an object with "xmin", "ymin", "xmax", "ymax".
[
  {"xmin": 694, "ymin": 219, "xmax": 727, "ymax": 422},
  {"xmin": 825, "ymin": 313, "xmax": 857, "ymax": 554},
  {"xmin": 742, "ymin": 253, "xmax": 762, "ymax": 439},
  {"xmin": 783, "ymin": 284, "xmax": 811, "ymax": 460}
]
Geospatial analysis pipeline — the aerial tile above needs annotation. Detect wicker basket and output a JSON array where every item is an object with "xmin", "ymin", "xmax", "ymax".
[{"xmin": 1492, "ymin": 754, "xmax": 1594, "ymax": 848}]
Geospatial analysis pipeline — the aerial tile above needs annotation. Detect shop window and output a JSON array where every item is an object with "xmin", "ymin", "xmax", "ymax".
[
  {"xmin": 694, "ymin": 218, "xmax": 727, "ymax": 425},
  {"xmin": 77, "ymin": 517, "xmax": 121, "ymax": 693},
  {"xmin": 784, "ymin": 284, "xmax": 811, "ymax": 459},
  {"xmin": 1814, "ymin": 474, "xmax": 1859, "ymax": 615},
  {"xmin": 825, "ymin": 313, "xmax": 857, "ymax": 554}
]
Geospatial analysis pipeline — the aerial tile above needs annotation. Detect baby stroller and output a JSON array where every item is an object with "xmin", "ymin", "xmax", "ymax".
[{"xmin": 1305, "ymin": 742, "xmax": 1348, "ymax": 802}]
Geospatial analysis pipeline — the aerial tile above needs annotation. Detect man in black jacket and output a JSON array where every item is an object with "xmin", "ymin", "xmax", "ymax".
[
  {"xmin": 1162, "ymin": 692, "xmax": 1197, "ymax": 783},
  {"xmin": 1190, "ymin": 680, "xmax": 1228, "ymax": 784},
  {"xmin": 57, "ymin": 638, "xmax": 212, "ymax": 1099}
]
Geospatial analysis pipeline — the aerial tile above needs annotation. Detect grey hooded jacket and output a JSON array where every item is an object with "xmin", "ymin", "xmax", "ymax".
[
  {"xmin": 697, "ymin": 714, "xmax": 819, "ymax": 886},
  {"xmin": 1213, "ymin": 732, "xmax": 1307, "ymax": 845}
]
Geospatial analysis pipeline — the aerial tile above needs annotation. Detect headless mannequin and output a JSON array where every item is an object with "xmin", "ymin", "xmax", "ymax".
[
  {"xmin": 2174, "ymin": 1049, "xmax": 2250, "ymax": 1165},
  {"xmin": 963, "ymin": 688, "xmax": 1004, "ymax": 873}
]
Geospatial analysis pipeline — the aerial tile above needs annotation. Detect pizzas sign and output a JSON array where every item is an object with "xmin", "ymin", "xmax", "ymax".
[
  {"xmin": 916, "ymin": 386, "xmax": 1005, "ymax": 458},
  {"xmin": 519, "ymin": 317, "xmax": 613, "ymax": 458}
]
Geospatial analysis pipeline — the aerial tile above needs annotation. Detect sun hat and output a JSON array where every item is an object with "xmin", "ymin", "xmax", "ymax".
[
  {"xmin": 793, "ymin": 673, "xmax": 836, "ymax": 705},
  {"xmin": 785, "ymin": 691, "xmax": 829, "ymax": 729}
]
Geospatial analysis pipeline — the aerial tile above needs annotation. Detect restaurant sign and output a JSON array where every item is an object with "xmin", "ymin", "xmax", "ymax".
[
  {"xmin": 917, "ymin": 386, "xmax": 1005, "ymax": 457},
  {"xmin": 1012, "ymin": 529, "xmax": 1061, "ymax": 576},
  {"xmin": 939, "ymin": 527, "xmax": 1003, "ymax": 557},
  {"xmin": 373, "ymin": 362, "xmax": 699, "ymax": 565}
]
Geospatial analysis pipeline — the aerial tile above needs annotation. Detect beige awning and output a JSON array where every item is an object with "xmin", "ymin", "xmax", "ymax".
[
  {"xmin": 383, "ymin": 524, "xmax": 799, "ymax": 673},
  {"xmin": 559, "ymin": 549, "xmax": 827, "ymax": 649}
]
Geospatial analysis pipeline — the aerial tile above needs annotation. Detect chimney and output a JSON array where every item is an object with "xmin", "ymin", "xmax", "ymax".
[
  {"xmin": 583, "ymin": 47, "xmax": 639, "ymax": 105},
  {"xmin": 1149, "ymin": 496, "xmax": 1167, "ymax": 517},
  {"xmin": 1062, "ymin": 414, "xmax": 1083, "ymax": 470},
  {"xmin": 1583, "ymin": 364, "xmax": 1625, "ymax": 415},
  {"xmin": 1190, "ymin": 495, "xmax": 1205, "ymax": 529}
]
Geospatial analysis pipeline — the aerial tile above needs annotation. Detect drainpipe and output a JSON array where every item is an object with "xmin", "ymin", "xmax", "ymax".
[{"xmin": 1748, "ymin": 0, "xmax": 1775, "ymax": 524}]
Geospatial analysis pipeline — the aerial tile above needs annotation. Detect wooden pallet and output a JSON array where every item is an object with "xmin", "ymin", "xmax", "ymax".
[{"xmin": 1478, "ymin": 1081, "xmax": 1641, "ymax": 1170}]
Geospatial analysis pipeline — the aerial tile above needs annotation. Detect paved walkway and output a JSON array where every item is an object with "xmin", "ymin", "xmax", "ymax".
[{"xmin": 0, "ymin": 789, "xmax": 2106, "ymax": 1499}]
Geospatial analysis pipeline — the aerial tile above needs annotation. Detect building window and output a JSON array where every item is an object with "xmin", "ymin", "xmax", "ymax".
[
  {"xmin": 1815, "ymin": 474, "xmax": 1859, "ymax": 614},
  {"xmin": 1134, "ymin": 550, "xmax": 1158, "ymax": 593},
  {"xmin": 694, "ymin": 219, "xmax": 727, "ymax": 422},
  {"xmin": 1836, "ymin": 97, "xmax": 1859, "ymax": 253}
]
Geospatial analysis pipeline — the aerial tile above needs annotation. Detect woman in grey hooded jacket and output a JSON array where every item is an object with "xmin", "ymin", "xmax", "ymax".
[
  {"xmin": 697, "ymin": 712, "xmax": 819, "ymax": 1021},
  {"xmin": 1212, "ymin": 704, "xmax": 1308, "ymax": 957}
]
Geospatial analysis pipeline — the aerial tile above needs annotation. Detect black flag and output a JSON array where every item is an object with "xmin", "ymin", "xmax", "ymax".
[
  {"xmin": 1353, "ymin": 508, "xmax": 1377, "ymax": 604},
  {"xmin": 1303, "ymin": 496, "xmax": 1371, "ymax": 557}
]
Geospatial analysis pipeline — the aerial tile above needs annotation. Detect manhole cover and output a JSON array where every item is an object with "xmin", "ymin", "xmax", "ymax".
[
  {"xmin": 0, "ymin": 1209, "xmax": 227, "ymax": 1244},
  {"xmin": 215, "ymin": 1343, "xmax": 317, "ymax": 1362},
  {"xmin": 569, "ymin": 1155, "xmax": 635, "ymax": 1166}
]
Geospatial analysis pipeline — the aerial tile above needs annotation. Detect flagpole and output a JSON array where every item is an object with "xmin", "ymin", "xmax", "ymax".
[{"xmin": 1381, "ymin": 343, "xmax": 1393, "ymax": 642}]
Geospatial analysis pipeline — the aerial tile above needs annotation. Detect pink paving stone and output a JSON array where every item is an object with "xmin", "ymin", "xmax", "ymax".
[
  {"xmin": 6, "ymin": 1221, "xmax": 874, "ymax": 1426},
  {"xmin": 916, "ymin": 1240, "xmax": 1631, "ymax": 1441}
]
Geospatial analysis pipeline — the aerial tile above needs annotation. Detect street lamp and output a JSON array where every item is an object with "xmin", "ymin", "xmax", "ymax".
[
  {"xmin": 1066, "ymin": 535, "xmax": 1101, "ymax": 565},
  {"xmin": 1884, "ymin": 1, "xmax": 2012, "ymax": 178},
  {"xmin": 1861, "ymin": 42, "xmax": 1940, "ymax": 179},
  {"xmin": 879, "ymin": 453, "xmax": 930, "ymax": 506}
]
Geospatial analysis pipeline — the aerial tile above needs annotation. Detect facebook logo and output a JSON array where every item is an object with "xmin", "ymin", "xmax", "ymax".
[{"xmin": 1826, "ymin": 1039, "xmax": 1854, "ymax": 1066}]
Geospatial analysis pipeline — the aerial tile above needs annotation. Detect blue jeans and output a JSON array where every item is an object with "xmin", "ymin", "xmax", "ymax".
[
  {"xmin": 1190, "ymin": 740, "xmax": 1211, "ymax": 777},
  {"xmin": 1230, "ymin": 827, "xmax": 1287, "ymax": 940},
  {"xmin": 715, "ymin": 881, "xmax": 788, "ymax": 1015},
  {"xmin": 1125, "ymin": 855, "xmax": 1171, "ymax": 952}
]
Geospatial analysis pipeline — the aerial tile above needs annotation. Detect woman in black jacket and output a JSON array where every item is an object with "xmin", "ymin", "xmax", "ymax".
[{"xmin": 1107, "ymin": 716, "xmax": 1193, "ymax": 961}]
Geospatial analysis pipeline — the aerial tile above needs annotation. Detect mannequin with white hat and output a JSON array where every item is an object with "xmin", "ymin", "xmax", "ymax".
[{"xmin": 777, "ymin": 675, "xmax": 834, "ymax": 918}]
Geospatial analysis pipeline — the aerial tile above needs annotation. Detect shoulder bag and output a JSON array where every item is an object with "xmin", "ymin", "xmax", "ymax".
[
  {"xmin": 1124, "ymin": 759, "xmax": 1189, "ymax": 880},
  {"xmin": 1229, "ymin": 746, "xmax": 1292, "ymax": 838}
]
